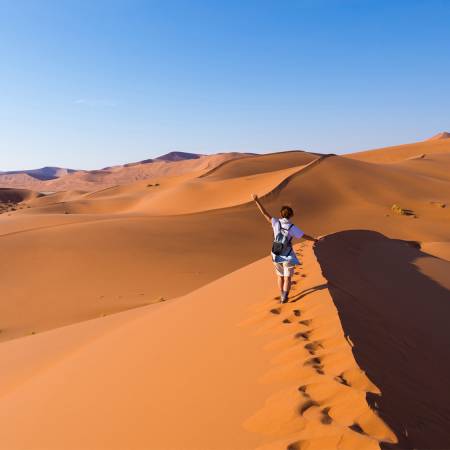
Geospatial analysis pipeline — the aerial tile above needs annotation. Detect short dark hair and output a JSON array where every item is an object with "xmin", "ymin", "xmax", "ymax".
[{"xmin": 280, "ymin": 205, "xmax": 294, "ymax": 219}]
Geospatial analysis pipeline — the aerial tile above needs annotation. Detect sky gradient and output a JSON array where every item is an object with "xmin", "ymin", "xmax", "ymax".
[{"xmin": 1, "ymin": 0, "xmax": 450, "ymax": 170}]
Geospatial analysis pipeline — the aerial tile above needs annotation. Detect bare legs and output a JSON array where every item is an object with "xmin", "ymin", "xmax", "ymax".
[
  {"xmin": 278, "ymin": 275, "xmax": 293, "ymax": 303},
  {"xmin": 283, "ymin": 276, "xmax": 292, "ymax": 294},
  {"xmin": 277, "ymin": 275, "xmax": 284, "ymax": 292}
]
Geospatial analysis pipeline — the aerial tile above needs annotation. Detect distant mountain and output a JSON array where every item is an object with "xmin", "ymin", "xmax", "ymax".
[
  {"xmin": 155, "ymin": 151, "xmax": 201, "ymax": 162},
  {"xmin": 2, "ymin": 166, "xmax": 78, "ymax": 181},
  {"xmin": 426, "ymin": 131, "xmax": 450, "ymax": 141}
]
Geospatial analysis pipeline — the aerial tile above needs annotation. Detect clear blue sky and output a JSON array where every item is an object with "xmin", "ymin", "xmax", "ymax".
[{"xmin": 1, "ymin": 0, "xmax": 449, "ymax": 170}]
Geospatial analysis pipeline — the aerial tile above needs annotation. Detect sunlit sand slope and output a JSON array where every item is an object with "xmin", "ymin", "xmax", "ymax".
[
  {"xmin": 346, "ymin": 138, "xmax": 450, "ymax": 163},
  {"xmin": 0, "ymin": 244, "xmax": 395, "ymax": 450}
]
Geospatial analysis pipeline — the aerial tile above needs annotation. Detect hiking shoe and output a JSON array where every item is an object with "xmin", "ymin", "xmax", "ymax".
[{"xmin": 280, "ymin": 297, "xmax": 288, "ymax": 304}]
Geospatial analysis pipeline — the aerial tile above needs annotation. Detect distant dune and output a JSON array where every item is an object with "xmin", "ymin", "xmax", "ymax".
[
  {"xmin": 346, "ymin": 134, "xmax": 450, "ymax": 163},
  {"xmin": 0, "ymin": 151, "xmax": 249, "ymax": 191},
  {"xmin": 0, "ymin": 166, "xmax": 77, "ymax": 180},
  {"xmin": 426, "ymin": 131, "xmax": 450, "ymax": 141},
  {"xmin": 155, "ymin": 150, "xmax": 201, "ymax": 161},
  {"xmin": 0, "ymin": 138, "xmax": 449, "ymax": 449}
]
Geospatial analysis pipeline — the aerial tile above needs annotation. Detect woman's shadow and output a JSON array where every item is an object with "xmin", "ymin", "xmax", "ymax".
[{"xmin": 288, "ymin": 283, "xmax": 328, "ymax": 303}]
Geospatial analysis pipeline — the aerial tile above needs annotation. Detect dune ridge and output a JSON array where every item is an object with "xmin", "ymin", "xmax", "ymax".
[{"xmin": 242, "ymin": 242, "xmax": 396, "ymax": 450}]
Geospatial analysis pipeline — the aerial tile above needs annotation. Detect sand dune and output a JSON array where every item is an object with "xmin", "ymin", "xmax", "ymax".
[
  {"xmin": 0, "ymin": 142, "xmax": 449, "ymax": 449},
  {"xmin": 0, "ymin": 188, "xmax": 41, "ymax": 215},
  {"xmin": 426, "ymin": 131, "xmax": 450, "ymax": 141},
  {"xmin": 0, "ymin": 187, "xmax": 40, "ymax": 203},
  {"xmin": 0, "ymin": 152, "xmax": 248, "ymax": 191},
  {"xmin": 1, "ymin": 166, "xmax": 77, "ymax": 180},
  {"xmin": 0, "ymin": 243, "xmax": 397, "ymax": 450},
  {"xmin": 201, "ymin": 150, "xmax": 318, "ymax": 180},
  {"xmin": 1, "ymin": 150, "xmax": 449, "ymax": 342},
  {"xmin": 346, "ymin": 137, "xmax": 450, "ymax": 163}
]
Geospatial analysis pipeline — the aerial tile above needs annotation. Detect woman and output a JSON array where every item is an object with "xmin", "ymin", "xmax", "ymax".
[{"xmin": 251, "ymin": 194, "xmax": 317, "ymax": 303}]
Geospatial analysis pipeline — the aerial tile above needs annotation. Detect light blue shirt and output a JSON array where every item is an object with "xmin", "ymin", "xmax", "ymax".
[{"xmin": 271, "ymin": 217, "xmax": 304, "ymax": 264}]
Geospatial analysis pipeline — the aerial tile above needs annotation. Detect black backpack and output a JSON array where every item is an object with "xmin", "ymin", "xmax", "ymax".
[{"xmin": 272, "ymin": 220, "xmax": 293, "ymax": 256}]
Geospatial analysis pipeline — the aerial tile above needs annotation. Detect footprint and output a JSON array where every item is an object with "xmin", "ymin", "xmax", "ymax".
[
  {"xmin": 299, "ymin": 399, "xmax": 320, "ymax": 415},
  {"xmin": 282, "ymin": 318, "xmax": 292, "ymax": 324},
  {"xmin": 304, "ymin": 340, "xmax": 323, "ymax": 355},
  {"xmin": 270, "ymin": 308, "xmax": 282, "ymax": 315},
  {"xmin": 304, "ymin": 356, "xmax": 324, "ymax": 374},
  {"xmin": 298, "ymin": 385, "xmax": 309, "ymax": 397},
  {"xmin": 334, "ymin": 373, "xmax": 350, "ymax": 386},
  {"xmin": 304, "ymin": 356, "xmax": 322, "ymax": 367},
  {"xmin": 299, "ymin": 319, "xmax": 311, "ymax": 326},
  {"xmin": 295, "ymin": 331, "xmax": 311, "ymax": 341},
  {"xmin": 321, "ymin": 407, "xmax": 333, "ymax": 425},
  {"xmin": 293, "ymin": 309, "xmax": 301, "ymax": 317},
  {"xmin": 349, "ymin": 423, "xmax": 365, "ymax": 435}
]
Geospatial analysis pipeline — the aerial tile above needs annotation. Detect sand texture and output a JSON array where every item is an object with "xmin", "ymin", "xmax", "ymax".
[{"xmin": 0, "ymin": 140, "xmax": 449, "ymax": 449}]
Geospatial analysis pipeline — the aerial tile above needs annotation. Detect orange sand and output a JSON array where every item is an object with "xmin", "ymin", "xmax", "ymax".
[{"xmin": 0, "ymin": 139, "xmax": 449, "ymax": 449}]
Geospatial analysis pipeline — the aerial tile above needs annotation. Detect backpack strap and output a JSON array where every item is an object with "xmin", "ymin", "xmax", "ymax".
[
  {"xmin": 285, "ymin": 224, "xmax": 294, "ymax": 256},
  {"xmin": 279, "ymin": 222, "xmax": 293, "ymax": 232}
]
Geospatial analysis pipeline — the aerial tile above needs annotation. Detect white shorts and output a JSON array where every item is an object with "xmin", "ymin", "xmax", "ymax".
[{"xmin": 274, "ymin": 261, "xmax": 295, "ymax": 277}]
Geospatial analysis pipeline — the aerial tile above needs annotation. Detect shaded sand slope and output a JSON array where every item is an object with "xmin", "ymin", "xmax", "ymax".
[
  {"xmin": 0, "ymin": 245, "xmax": 394, "ymax": 450},
  {"xmin": 0, "ymin": 187, "xmax": 37, "ymax": 203},
  {"xmin": 315, "ymin": 231, "xmax": 450, "ymax": 450},
  {"xmin": 346, "ymin": 138, "xmax": 450, "ymax": 163}
]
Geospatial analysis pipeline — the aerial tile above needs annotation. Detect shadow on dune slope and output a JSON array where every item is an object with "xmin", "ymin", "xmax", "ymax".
[{"xmin": 314, "ymin": 230, "xmax": 450, "ymax": 450}]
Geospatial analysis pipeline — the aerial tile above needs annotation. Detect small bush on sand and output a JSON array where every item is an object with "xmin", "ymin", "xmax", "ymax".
[{"xmin": 391, "ymin": 204, "xmax": 415, "ymax": 216}]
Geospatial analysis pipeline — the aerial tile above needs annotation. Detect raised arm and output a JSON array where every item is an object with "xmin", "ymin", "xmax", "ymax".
[{"xmin": 251, "ymin": 194, "xmax": 272, "ymax": 223}]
